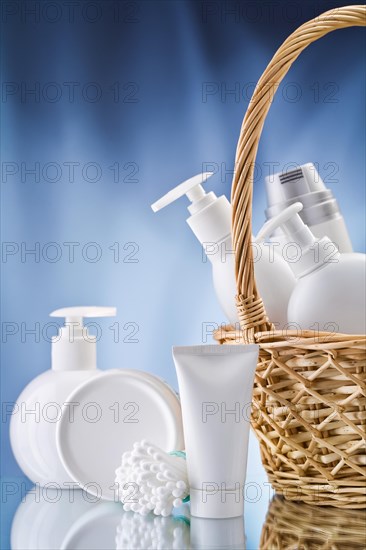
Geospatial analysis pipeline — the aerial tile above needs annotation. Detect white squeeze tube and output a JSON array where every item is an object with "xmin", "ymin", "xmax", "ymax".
[{"xmin": 172, "ymin": 344, "xmax": 259, "ymax": 519}]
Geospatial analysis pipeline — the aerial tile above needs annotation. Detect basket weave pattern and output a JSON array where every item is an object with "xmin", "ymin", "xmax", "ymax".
[
  {"xmin": 260, "ymin": 495, "xmax": 366, "ymax": 549},
  {"xmin": 215, "ymin": 6, "xmax": 366, "ymax": 508}
]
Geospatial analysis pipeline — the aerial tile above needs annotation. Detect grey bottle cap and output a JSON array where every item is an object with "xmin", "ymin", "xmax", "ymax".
[
  {"xmin": 265, "ymin": 163, "xmax": 342, "ymax": 227},
  {"xmin": 265, "ymin": 163, "xmax": 325, "ymax": 205}
]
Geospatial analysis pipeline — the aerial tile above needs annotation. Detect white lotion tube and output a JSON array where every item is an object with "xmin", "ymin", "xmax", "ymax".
[{"xmin": 172, "ymin": 344, "xmax": 259, "ymax": 519}]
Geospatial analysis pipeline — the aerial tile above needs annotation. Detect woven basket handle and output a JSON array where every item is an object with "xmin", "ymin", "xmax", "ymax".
[{"xmin": 232, "ymin": 5, "xmax": 366, "ymax": 343}]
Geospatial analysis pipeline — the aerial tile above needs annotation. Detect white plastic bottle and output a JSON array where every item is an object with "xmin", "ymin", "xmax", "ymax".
[
  {"xmin": 265, "ymin": 163, "xmax": 353, "ymax": 253},
  {"xmin": 152, "ymin": 173, "xmax": 296, "ymax": 328},
  {"xmin": 269, "ymin": 203, "xmax": 365, "ymax": 334},
  {"xmin": 10, "ymin": 306, "xmax": 116, "ymax": 485}
]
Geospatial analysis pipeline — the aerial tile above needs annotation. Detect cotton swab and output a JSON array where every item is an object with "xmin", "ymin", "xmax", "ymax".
[{"xmin": 115, "ymin": 440, "xmax": 189, "ymax": 517}]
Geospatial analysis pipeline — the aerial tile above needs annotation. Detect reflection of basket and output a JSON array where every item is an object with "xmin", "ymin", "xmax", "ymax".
[
  {"xmin": 215, "ymin": 6, "xmax": 366, "ymax": 508},
  {"xmin": 260, "ymin": 495, "xmax": 366, "ymax": 549}
]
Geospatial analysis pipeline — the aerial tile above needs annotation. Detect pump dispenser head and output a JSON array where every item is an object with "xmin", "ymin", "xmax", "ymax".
[
  {"xmin": 258, "ymin": 202, "xmax": 341, "ymax": 278},
  {"xmin": 50, "ymin": 306, "xmax": 116, "ymax": 371},
  {"xmin": 151, "ymin": 172, "xmax": 215, "ymax": 214},
  {"xmin": 151, "ymin": 172, "xmax": 232, "ymax": 246}
]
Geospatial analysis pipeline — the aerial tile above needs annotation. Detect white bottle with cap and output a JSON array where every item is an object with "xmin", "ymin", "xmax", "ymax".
[
  {"xmin": 10, "ymin": 306, "xmax": 116, "ymax": 485},
  {"xmin": 267, "ymin": 203, "xmax": 365, "ymax": 334},
  {"xmin": 152, "ymin": 173, "xmax": 296, "ymax": 328},
  {"xmin": 265, "ymin": 163, "xmax": 353, "ymax": 253}
]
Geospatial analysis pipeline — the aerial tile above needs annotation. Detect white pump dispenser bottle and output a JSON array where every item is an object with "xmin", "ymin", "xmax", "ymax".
[
  {"xmin": 152, "ymin": 173, "xmax": 296, "ymax": 328},
  {"xmin": 268, "ymin": 203, "xmax": 365, "ymax": 334},
  {"xmin": 10, "ymin": 306, "xmax": 116, "ymax": 485}
]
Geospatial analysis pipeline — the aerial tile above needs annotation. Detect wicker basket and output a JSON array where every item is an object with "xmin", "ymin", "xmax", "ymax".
[
  {"xmin": 260, "ymin": 495, "xmax": 366, "ymax": 549},
  {"xmin": 214, "ymin": 5, "xmax": 366, "ymax": 508}
]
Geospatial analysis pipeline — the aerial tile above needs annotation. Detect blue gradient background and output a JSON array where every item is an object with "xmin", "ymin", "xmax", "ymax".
[{"xmin": 1, "ymin": 1, "xmax": 365, "ymax": 545}]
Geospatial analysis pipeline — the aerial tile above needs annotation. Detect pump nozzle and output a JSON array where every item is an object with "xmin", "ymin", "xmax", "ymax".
[
  {"xmin": 151, "ymin": 172, "xmax": 232, "ymax": 246},
  {"xmin": 256, "ymin": 202, "xmax": 340, "ymax": 278},
  {"xmin": 50, "ymin": 306, "xmax": 117, "ymax": 371},
  {"xmin": 255, "ymin": 203, "xmax": 313, "ymax": 246},
  {"xmin": 151, "ymin": 173, "xmax": 215, "ymax": 215},
  {"xmin": 50, "ymin": 306, "xmax": 117, "ymax": 326}
]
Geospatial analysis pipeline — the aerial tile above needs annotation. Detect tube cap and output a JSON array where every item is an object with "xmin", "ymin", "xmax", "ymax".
[
  {"xmin": 190, "ymin": 488, "xmax": 244, "ymax": 519},
  {"xmin": 151, "ymin": 173, "xmax": 232, "ymax": 246},
  {"xmin": 50, "ymin": 306, "xmax": 116, "ymax": 371}
]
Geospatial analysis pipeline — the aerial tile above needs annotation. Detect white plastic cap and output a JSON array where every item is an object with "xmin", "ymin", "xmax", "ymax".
[
  {"xmin": 265, "ymin": 163, "xmax": 325, "ymax": 206},
  {"xmin": 50, "ymin": 306, "xmax": 116, "ymax": 371},
  {"xmin": 151, "ymin": 173, "xmax": 232, "ymax": 246},
  {"xmin": 259, "ymin": 202, "xmax": 340, "ymax": 278}
]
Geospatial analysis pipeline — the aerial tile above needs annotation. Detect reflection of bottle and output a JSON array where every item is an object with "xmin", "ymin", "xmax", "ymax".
[
  {"xmin": 115, "ymin": 512, "xmax": 190, "ymax": 550},
  {"xmin": 152, "ymin": 173, "xmax": 295, "ymax": 328},
  {"xmin": 266, "ymin": 203, "xmax": 366, "ymax": 333},
  {"xmin": 60, "ymin": 500, "xmax": 125, "ymax": 550},
  {"xmin": 260, "ymin": 495, "xmax": 366, "ymax": 550},
  {"xmin": 11, "ymin": 487, "xmax": 121, "ymax": 550},
  {"xmin": 265, "ymin": 163, "xmax": 353, "ymax": 253},
  {"xmin": 190, "ymin": 516, "xmax": 245, "ymax": 549},
  {"xmin": 10, "ymin": 307, "xmax": 116, "ymax": 485}
]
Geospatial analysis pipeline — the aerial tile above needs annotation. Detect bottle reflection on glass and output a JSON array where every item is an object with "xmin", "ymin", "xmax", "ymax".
[
  {"xmin": 190, "ymin": 516, "xmax": 245, "ymax": 550},
  {"xmin": 260, "ymin": 495, "xmax": 366, "ymax": 549},
  {"xmin": 11, "ymin": 484, "xmax": 249, "ymax": 550},
  {"xmin": 11, "ymin": 485, "xmax": 190, "ymax": 550},
  {"xmin": 10, "ymin": 487, "xmax": 122, "ymax": 550}
]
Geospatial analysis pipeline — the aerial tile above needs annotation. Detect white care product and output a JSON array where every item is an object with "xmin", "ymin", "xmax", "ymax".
[
  {"xmin": 265, "ymin": 163, "xmax": 353, "ymax": 253},
  {"xmin": 268, "ymin": 202, "xmax": 366, "ymax": 334},
  {"xmin": 56, "ymin": 370, "xmax": 184, "ymax": 501},
  {"xmin": 172, "ymin": 344, "xmax": 259, "ymax": 519},
  {"xmin": 115, "ymin": 440, "xmax": 189, "ymax": 516},
  {"xmin": 10, "ymin": 306, "xmax": 116, "ymax": 486},
  {"xmin": 152, "ymin": 173, "xmax": 295, "ymax": 328}
]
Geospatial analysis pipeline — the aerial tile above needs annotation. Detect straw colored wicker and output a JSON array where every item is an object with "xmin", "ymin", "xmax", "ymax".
[
  {"xmin": 260, "ymin": 495, "xmax": 366, "ymax": 549},
  {"xmin": 214, "ymin": 5, "xmax": 366, "ymax": 508}
]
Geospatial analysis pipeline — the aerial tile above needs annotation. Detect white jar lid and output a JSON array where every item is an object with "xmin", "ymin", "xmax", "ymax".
[{"xmin": 56, "ymin": 369, "xmax": 184, "ymax": 501}]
